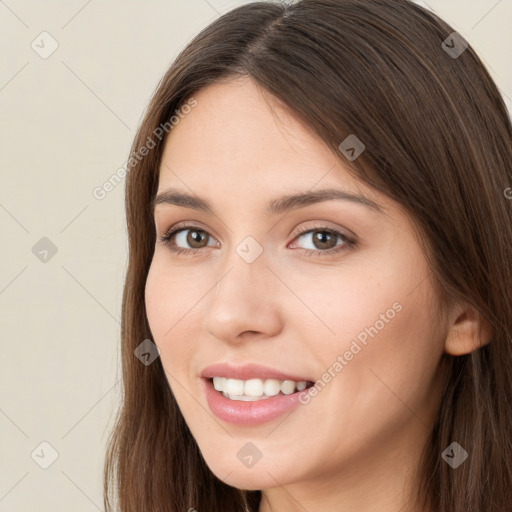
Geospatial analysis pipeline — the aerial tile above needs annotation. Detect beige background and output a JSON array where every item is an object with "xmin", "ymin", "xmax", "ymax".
[{"xmin": 1, "ymin": 0, "xmax": 511, "ymax": 510}]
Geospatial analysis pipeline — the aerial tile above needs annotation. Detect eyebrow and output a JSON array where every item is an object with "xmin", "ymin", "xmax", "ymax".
[{"xmin": 152, "ymin": 187, "xmax": 384, "ymax": 216}]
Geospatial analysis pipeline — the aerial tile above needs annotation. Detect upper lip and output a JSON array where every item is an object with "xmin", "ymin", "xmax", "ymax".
[{"xmin": 201, "ymin": 362, "xmax": 313, "ymax": 382}]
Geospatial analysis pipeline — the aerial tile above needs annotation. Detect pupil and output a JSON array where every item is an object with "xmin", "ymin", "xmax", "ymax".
[
  {"xmin": 314, "ymin": 231, "xmax": 335, "ymax": 249},
  {"xmin": 188, "ymin": 230, "xmax": 206, "ymax": 248}
]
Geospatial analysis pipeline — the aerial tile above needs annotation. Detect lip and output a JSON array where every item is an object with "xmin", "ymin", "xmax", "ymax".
[
  {"xmin": 202, "ymin": 377, "xmax": 313, "ymax": 426},
  {"xmin": 200, "ymin": 362, "xmax": 313, "ymax": 382}
]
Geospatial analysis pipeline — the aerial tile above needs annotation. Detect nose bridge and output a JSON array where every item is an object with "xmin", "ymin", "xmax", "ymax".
[
  {"xmin": 206, "ymin": 222, "xmax": 261, "ymax": 281},
  {"xmin": 219, "ymin": 235, "xmax": 265, "ymax": 291},
  {"xmin": 213, "ymin": 238, "xmax": 267, "ymax": 309}
]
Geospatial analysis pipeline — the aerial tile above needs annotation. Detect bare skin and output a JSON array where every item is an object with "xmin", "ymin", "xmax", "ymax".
[{"xmin": 145, "ymin": 76, "xmax": 492, "ymax": 512}]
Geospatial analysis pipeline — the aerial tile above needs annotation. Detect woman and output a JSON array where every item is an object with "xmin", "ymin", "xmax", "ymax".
[{"xmin": 104, "ymin": 1, "xmax": 512, "ymax": 510}]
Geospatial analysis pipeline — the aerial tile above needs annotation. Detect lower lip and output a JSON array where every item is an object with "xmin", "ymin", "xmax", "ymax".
[{"xmin": 202, "ymin": 378, "xmax": 311, "ymax": 426}]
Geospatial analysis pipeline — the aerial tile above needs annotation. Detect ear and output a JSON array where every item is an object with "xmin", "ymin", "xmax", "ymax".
[{"xmin": 444, "ymin": 302, "xmax": 494, "ymax": 356}]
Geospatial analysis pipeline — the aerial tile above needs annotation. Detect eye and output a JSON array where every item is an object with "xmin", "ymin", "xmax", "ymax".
[
  {"xmin": 158, "ymin": 224, "xmax": 218, "ymax": 256},
  {"xmin": 289, "ymin": 225, "xmax": 356, "ymax": 257}
]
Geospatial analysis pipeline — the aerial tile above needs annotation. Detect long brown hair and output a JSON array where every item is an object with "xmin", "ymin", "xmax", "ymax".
[{"xmin": 104, "ymin": 1, "xmax": 512, "ymax": 510}]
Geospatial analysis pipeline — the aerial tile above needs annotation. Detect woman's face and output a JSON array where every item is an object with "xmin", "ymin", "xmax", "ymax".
[{"xmin": 145, "ymin": 76, "xmax": 448, "ymax": 498}]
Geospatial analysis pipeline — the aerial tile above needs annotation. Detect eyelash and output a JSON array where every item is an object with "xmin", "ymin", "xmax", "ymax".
[{"xmin": 158, "ymin": 222, "xmax": 356, "ymax": 258}]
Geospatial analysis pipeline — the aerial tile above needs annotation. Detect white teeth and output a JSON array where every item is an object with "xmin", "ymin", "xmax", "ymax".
[
  {"xmin": 213, "ymin": 376, "xmax": 226, "ymax": 391},
  {"xmin": 225, "ymin": 378, "xmax": 245, "ymax": 396},
  {"xmin": 280, "ymin": 380, "xmax": 296, "ymax": 395},
  {"xmin": 211, "ymin": 376, "xmax": 310, "ymax": 401},
  {"xmin": 263, "ymin": 379, "xmax": 281, "ymax": 396},
  {"xmin": 296, "ymin": 381, "xmax": 307, "ymax": 391},
  {"xmin": 244, "ymin": 378, "xmax": 264, "ymax": 397}
]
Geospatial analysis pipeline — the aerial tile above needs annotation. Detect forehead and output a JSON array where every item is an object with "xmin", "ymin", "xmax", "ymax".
[{"xmin": 160, "ymin": 77, "xmax": 360, "ymax": 193}]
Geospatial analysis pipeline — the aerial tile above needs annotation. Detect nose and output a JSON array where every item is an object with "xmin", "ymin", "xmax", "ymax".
[{"xmin": 201, "ymin": 247, "xmax": 283, "ymax": 344}]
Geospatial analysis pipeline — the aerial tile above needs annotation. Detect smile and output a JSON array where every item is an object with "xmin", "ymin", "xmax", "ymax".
[
  {"xmin": 211, "ymin": 377, "xmax": 314, "ymax": 401},
  {"xmin": 202, "ymin": 377, "xmax": 315, "ymax": 425}
]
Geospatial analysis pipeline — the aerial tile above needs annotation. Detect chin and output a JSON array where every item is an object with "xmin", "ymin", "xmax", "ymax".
[
  {"xmin": 203, "ymin": 457, "xmax": 281, "ymax": 490},
  {"xmin": 218, "ymin": 470, "xmax": 272, "ymax": 491}
]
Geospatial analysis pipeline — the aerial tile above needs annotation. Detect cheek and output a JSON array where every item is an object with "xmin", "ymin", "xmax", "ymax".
[
  {"xmin": 145, "ymin": 260, "xmax": 171, "ymax": 339},
  {"xmin": 145, "ymin": 255, "xmax": 201, "ymax": 335},
  {"xmin": 288, "ymin": 245, "xmax": 444, "ymax": 420},
  {"xmin": 144, "ymin": 258, "xmax": 200, "ymax": 375},
  {"xmin": 322, "ymin": 241, "xmax": 440, "ymax": 361},
  {"xmin": 322, "ymin": 282, "xmax": 443, "ymax": 439}
]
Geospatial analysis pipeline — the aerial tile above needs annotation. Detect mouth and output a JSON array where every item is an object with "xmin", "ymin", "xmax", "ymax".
[
  {"xmin": 207, "ymin": 376, "xmax": 315, "ymax": 401},
  {"xmin": 202, "ymin": 369, "xmax": 317, "ymax": 425}
]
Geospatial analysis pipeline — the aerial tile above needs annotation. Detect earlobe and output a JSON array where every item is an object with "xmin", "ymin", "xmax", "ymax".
[{"xmin": 444, "ymin": 303, "xmax": 494, "ymax": 356}]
